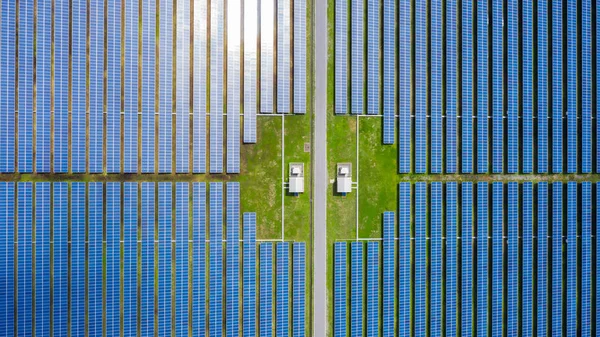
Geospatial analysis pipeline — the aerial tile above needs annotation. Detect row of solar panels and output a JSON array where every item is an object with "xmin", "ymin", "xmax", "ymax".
[
  {"xmin": 334, "ymin": 181, "xmax": 596, "ymax": 337},
  {"xmin": 335, "ymin": 0, "xmax": 598, "ymax": 175},
  {"xmin": 0, "ymin": 0, "xmax": 307, "ymax": 175},
  {"xmin": 0, "ymin": 181, "xmax": 307, "ymax": 337}
]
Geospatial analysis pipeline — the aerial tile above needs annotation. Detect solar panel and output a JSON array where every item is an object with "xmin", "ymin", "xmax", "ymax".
[
  {"xmin": 142, "ymin": 0, "xmax": 156, "ymax": 173},
  {"xmin": 462, "ymin": 1, "xmax": 473, "ymax": 173},
  {"xmin": 293, "ymin": 243, "xmax": 307, "ymax": 337},
  {"xmin": 278, "ymin": 0, "xmax": 291, "ymax": 113},
  {"xmin": 492, "ymin": 0, "xmax": 503, "ymax": 173},
  {"xmin": 364, "ymin": 242, "xmax": 378, "ymax": 337},
  {"xmin": 141, "ymin": 183, "xmax": 156, "ymax": 336},
  {"xmin": 243, "ymin": 213, "xmax": 257, "ymax": 337},
  {"xmin": 350, "ymin": 242, "xmax": 363, "ymax": 337},
  {"xmin": 552, "ymin": 0, "xmax": 563, "ymax": 173},
  {"xmin": 507, "ymin": 0, "xmax": 519, "ymax": 173},
  {"xmin": 227, "ymin": 183, "xmax": 240, "ymax": 336},
  {"xmin": 124, "ymin": 0, "xmax": 139, "ymax": 173},
  {"xmin": 397, "ymin": 0, "xmax": 409, "ymax": 161},
  {"xmin": 335, "ymin": 0, "xmax": 347, "ymax": 114},
  {"xmin": 507, "ymin": 182, "xmax": 518, "ymax": 335},
  {"xmin": 159, "ymin": 0, "xmax": 173, "ymax": 173},
  {"xmin": 431, "ymin": 0, "xmax": 443, "ymax": 173},
  {"xmin": 107, "ymin": 0, "xmax": 121, "ymax": 174},
  {"xmin": 461, "ymin": 182, "xmax": 473, "ymax": 336},
  {"xmin": 17, "ymin": 183, "xmax": 32, "ymax": 336},
  {"xmin": 537, "ymin": 0, "xmax": 548, "ymax": 173},
  {"xmin": 71, "ymin": 0, "xmax": 86, "ymax": 173},
  {"xmin": 88, "ymin": 183, "xmax": 103, "ymax": 336},
  {"xmin": 209, "ymin": 182, "xmax": 223, "ymax": 337},
  {"xmin": 398, "ymin": 183, "xmax": 410, "ymax": 336},
  {"xmin": 124, "ymin": 183, "xmax": 137, "ymax": 336},
  {"xmin": 176, "ymin": 183, "xmax": 189, "ymax": 335},
  {"xmin": 0, "ymin": 0, "xmax": 15, "ymax": 172},
  {"xmin": 54, "ymin": 0, "xmax": 68, "ymax": 173},
  {"xmin": 158, "ymin": 183, "xmax": 172, "ymax": 336},
  {"xmin": 382, "ymin": 0, "xmax": 395, "ymax": 144},
  {"xmin": 597, "ymin": 184, "xmax": 600, "ymax": 327},
  {"xmin": 476, "ymin": 1, "xmax": 488, "ymax": 173},
  {"xmin": 106, "ymin": 183, "xmax": 120, "ymax": 336},
  {"xmin": 18, "ymin": 0, "xmax": 33, "ymax": 173},
  {"xmin": 194, "ymin": 0, "xmax": 208, "ymax": 171},
  {"xmin": 598, "ymin": 7, "xmax": 600, "ymax": 173},
  {"xmin": 415, "ymin": 4, "xmax": 427, "ymax": 174},
  {"xmin": 523, "ymin": 0, "xmax": 533, "ymax": 173},
  {"xmin": 36, "ymin": 0, "xmax": 51, "ymax": 173},
  {"xmin": 566, "ymin": 182, "xmax": 577, "ymax": 334},
  {"xmin": 582, "ymin": 0, "xmax": 592, "ymax": 173},
  {"xmin": 244, "ymin": 0, "xmax": 258, "ymax": 142},
  {"xmin": 537, "ymin": 182, "xmax": 548, "ymax": 336},
  {"xmin": 53, "ymin": 183, "xmax": 68, "ymax": 336},
  {"xmin": 89, "ymin": 0, "xmax": 104, "ymax": 173},
  {"xmin": 227, "ymin": 0, "xmax": 241, "ymax": 173},
  {"xmin": 350, "ymin": 0, "xmax": 363, "ymax": 114},
  {"xmin": 0, "ymin": 183, "xmax": 14, "ymax": 335},
  {"xmin": 446, "ymin": 182, "xmax": 458, "ymax": 335},
  {"xmin": 491, "ymin": 183, "xmax": 502, "ymax": 336},
  {"xmin": 523, "ymin": 183, "xmax": 533, "ymax": 335},
  {"xmin": 260, "ymin": 243, "xmax": 274, "ymax": 337},
  {"xmin": 294, "ymin": 0, "xmax": 307, "ymax": 114},
  {"xmin": 35, "ymin": 183, "xmax": 50, "ymax": 335},
  {"xmin": 382, "ymin": 211, "xmax": 394, "ymax": 337},
  {"xmin": 210, "ymin": 0, "xmax": 224, "ymax": 173},
  {"xmin": 581, "ymin": 182, "xmax": 592, "ymax": 335},
  {"xmin": 566, "ymin": 0, "xmax": 577, "ymax": 173},
  {"xmin": 71, "ymin": 183, "xmax": 85, "ymax": 336},
  {"xmin": 334, "ymin": 242, "xmax": 347, "ymax": 337},
  {"xmin": 431, "ymin": 183, "xmax": 443, "ymax": 335},
  {"xmin": 415, "ymin": 183, "xmax": 426, "ymax": 335},
  {"xmin": 446, "ymin": 0, "xmax": 457, "ymax": 173},
  {"xmin": 193, "ymin": 183, "xmax": 207, "ymax": 336},
  {"xmin": 552, "ymin": 182, "xmax": 563, "ymax": 335},
  {"xmin": 366, "ymin": 0, "xmax": 378, "ymax": 115},
  {"xmin": 177, "ymin": 0, "xmax": 191, "ymax": 174},
  {"xmin": 276, "ymin": 243, "xmax": 290, "ymax": 336},
  {"xmin": 476, "ymin": 183, "xmax": 488, "ymax": 334},
  {"xmin": 261, "ymin": 0, "xmax": 275, "ymax": 113}
]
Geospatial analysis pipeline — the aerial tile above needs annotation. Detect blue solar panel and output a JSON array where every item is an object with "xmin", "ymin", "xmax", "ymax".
[
  {"xmin": 462, "ymin": 1, "xmax": 473, "ymax": 173},
  {"xmin": 431, "ymin": 183, "xmax": 443, "ymax": 335},
  {"xmin": 491, "ymin": 183, "xmax": 502, "ymax": 336},
  {"xmin": 566, "ymin": 182, "xmax": 577, "ymax": 335},
  {"xmin": 35, "ymin": 183, "xmax": 50, "ymax": 336},
  {"xmin": 293, "ymin": 243, "xmax": 306, "ymax": 337},
  {"xmin": 507, "ymin": 182, "xmax": 518, "ymax": 336},
  {"xmin": 446, "ymin": 0, "xmax": 457, "ymax": 173},
  {"xmin": 194, "ymin": 0, "xmax": 208, "ymax": 170},
  {"xmin": 366, "ymin": 0, "xmax": 378, "ymax": 115},
  {"xmin": 537, "ymin": 0, "xmax": 548, "ymax": 173},
  {"xmin": 227, "ymin": 182, "xmax": 240, "ymax": 336},
  {"xmin": 124, "ymin": 183, "xmax": 137, "ymax": 336},
  {"xmin": 0, "ymin": 0, "xmax": 15, "ymax": 173},
  {"xmin": 107, "ymin": 0, "xmax": 121, "ymax": 174},
  {"xmin": 88, "ymin": 183, "xmax": 103, "ymax": 336},
  {"xmin": 582, "ymin": 0, "xmax": 592, "ymax": 173},
  {"xmin": 431, "ymin": 0, "xmax": 442, "ymax": 173},
  {"xmin": 294, "ymin": 0, "xmax": 307, "ymax": 114},
  {"xmin": 476, "ymin": 1, "xmax": 488, "ymax": 173},
  {"xmin": 446, "ymin": 182, "xmax": 457, "ymax": 335},
  {"xmin": 507, "ymin": 0, "xmax": 519, "ymax": 173},
  {"xmin": 492, "ymin": 0, "xmax": 503, "ymax": 174},
  {"xmin": 18, "ymin": 0, "xmax": 33, "ymax": 172},
  {"xmin": 177, "ymin": 0, "xmax": 190, "ymax": 174},
  {"xmin": 261, "ymin": 243, "xmax": 274, "ymax": 337},
  {"xmin": 125, "ymin": 0, "xmax": 139, "ymax": 173},
  {"xmin": 209, "ymin": 182, "xmax": 223, "ymax": 337},
  {"xmin": 276, "ymin": 243, "xmax": 290, "ymax": 336},
  {"xmin": 398, "ymin": 183, "xmax": 410, "ymax": 336},
  {"xmin": 142, "ymin": 0, "xmax": 156, "ymax": 173},
  {"xmin": 227, "ymin": 0, "xmax": 241, "ymax": 173},
  {"xmin": 71, "ymin": 183, "xmax": 85, "ymax": 336},
  {"xmin": 278, "ymin": 0, "xmax": 291, "ymax": 113},
  {"xmin": 335, "ymin": 0, "xmax": 347, "ymax": 114},
  {"xmin": 552, "ymin": 0, "xmax": 563, "ymax": 173},
  {"xmin": 89, "ymin": 0, "xmax": 103, "ymax": 173},
  {"xmin": 0, "ymin": 183, "xmax": 14, "ymax": 335},
  {"xmin": 366, "ymin": 242, "xmax": 378, "ymax": 337},
  {"xmin": 71, "ymin": 0, "xmax": 86, "ymax": 173},
  {"xmin": 193, "ymin": 183, "xmax": 207, "ymax": 336},
  {"xmin": 243, "ymin": 213, "xmax": 257, "ymax": 337},
  {"xmin": 350, "ymin": 0, "xmax": 363, "ymax": 114},
  {"xmin": 552, "ymin": 182, "xmax": 563, "ymax": 335},
  {"xmin": 17, "ymin": 183, "xmax": 32, "ymax": 336},
  {"xmin": 476, "ymin": 183, "xmax": 488, "ymax": 334},
  {"xmin": 350, "ymin": 242, "xmax": 363, "ymax": 337},
  {"xmin": 597, "ymin": 184, "xmax": 600, "ymax": 328},
  {"xmin": 382, "ymin": 211, "xmax": 394, "ymax": 337},
  {"xmin": 382, "ymin": 0, "xmax": 395, "ymax": 144},
  {"xmin": 334, "ymin": 242, "xmax": 347, "ymax": 337},
  {"xmin": 54, "ymin": 0, "xmax": 68, "ymax": 173},
  {"xmin": 537, "ymin": 182, "xmax": 548, "ymax": 336},
  {"xmin": 158, "ymin": 183, "xmax": 172, "ymax": 336},
  {"xmin": 566, "ymin": 0, "xmax": 577, "ymax": 173},
  {"xmin": 106, "ymin": 183, "xmax": 120, "ymax": 336},
  {"xmin": 210, "ymin": 0, "xmax": 224, "ymax": 173},
  {"xmin": 397, "ymin": 0, "xmax": 409, "ymax": 164},
  {"xmin": 523, "ymin": 182, "xmax": 533, "ymax": 335},
  {"xmin": 261, "ymin": 0, "xmax": 275, "ymax": 113},
  {"xmin": 415, "ymin": 3, "xmax": 427, "ymax": 174},
  {"xmin": 160, "ymin": 0, "xmax": 173, "ymax": 173},
  {"xmin": 415, "ymin": 183, "xmax": 426, "ymax": 335},
  {"xmin": 523, "ymin": 0, "xmax": 533, "ymax": 173},
  {"xmin": 141, "ymin": 183, "xmax": 155, "ymax": 336},
  {"xmin": 581, "ymin": 182, "xmax": 592, "ymax": 335},
  {"xmin": 53, "ymin": 183, "xmax": 68, "ymax": 336},
  {"xmin": 176, "ymin": 183, "xmax": 189, "ymax": 336},
  {"xmin": 36, "ymin": 0, "xmax": 51, "ymax": 173},
  {"xmin": 461, "ymin": 182, "xmax": 473, "ymax": 336},
  {"xmin": 244, "ymin": 0, "xmax": 258, "ymax": 141}
]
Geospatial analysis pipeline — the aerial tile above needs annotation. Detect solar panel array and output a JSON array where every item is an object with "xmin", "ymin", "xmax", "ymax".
[{"xmin": 0, "ymin": 182, "xmax": 307, "ymax": 336}]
